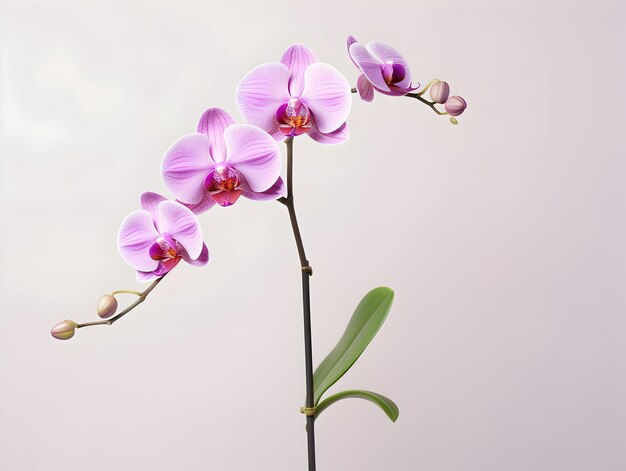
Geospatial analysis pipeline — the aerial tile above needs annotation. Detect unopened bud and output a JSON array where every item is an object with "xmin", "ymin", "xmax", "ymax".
[
  {"xmin": 429, "ymin": 80, "xmax": 450, "ymax": 104},
  {"xmin": 97, "ymin": 294, "xmax": 118, "ymax": 319},
  {"xmin": 51, "ymin": 320, "xmax": 78, "ymax": 340},
  {"xmin": 444, "ymin": 96, "xmax": 467, "ymax": 117}
]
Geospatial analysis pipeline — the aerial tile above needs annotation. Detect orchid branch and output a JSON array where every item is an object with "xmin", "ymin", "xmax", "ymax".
[
  {"xmin": 51, "ymin": 276, "xmax": 166, "ymax": 339},
  {"xmin": 351, "ymin": 86, "xmax": 448, "ymax": 116},
  {"xmin": 77, "ymin": 276, "xmax": 164, "ymax": 328},
  {"xmin": 278, "ymin": 137, "xmax": 312, "ymax": 274}
]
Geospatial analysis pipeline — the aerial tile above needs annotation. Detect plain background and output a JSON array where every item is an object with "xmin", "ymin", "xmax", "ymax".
[{"xmin": 1, "ymin": 0, "xmax": 625, "ymax": 470}]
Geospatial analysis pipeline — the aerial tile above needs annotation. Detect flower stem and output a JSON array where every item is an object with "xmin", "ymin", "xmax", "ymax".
[
  {"xmin": 405, "ymin": 91, "xmax": 448, "ymax": 115},
  {"xmin": 76, "ymin": 276, "xmax": 165, "ymax": 328},
  {"xmin": 111, "ymin": 289, "xmax": 143, "ymax": 297},
  {"xmin": 351, "ymin": 86, "xmax": 448, "ymax": 116},
  {"xmin": 278, "ymin": 137, "xmax": 316, "ymax": 471}
]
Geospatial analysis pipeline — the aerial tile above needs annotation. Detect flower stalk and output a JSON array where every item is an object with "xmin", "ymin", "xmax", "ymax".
[
  {"xmin": 278, "ymin": 137, "xmax": 316, "ymax": 470},
  {"xmin": 76, "ymin": 276, "xmax": 165, "ymax": 329}
]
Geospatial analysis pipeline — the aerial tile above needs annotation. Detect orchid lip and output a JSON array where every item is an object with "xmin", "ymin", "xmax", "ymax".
[
  {"xmin": 149, "ymin": 237, "xmax": 180, "ymax": 261},
  {"xmin": 276, "ymin": 101, "xmax": 312, "ymax": 137}
]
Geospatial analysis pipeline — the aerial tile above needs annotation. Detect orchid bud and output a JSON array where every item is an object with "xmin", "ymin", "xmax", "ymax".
[
  {"xmin": 429, "ymin": 80, "xmax": 450, "ymax": 104},
  {"xmin": 51, "ymin": 320, "xmax": 78, "ymax": 340},
  {"xmin": 444, "ymin": 96, "xmax": 467, "ymax": 117},
  {"xmin": 97, "ymin": 294, "xmax": 118, "ymax": 319}
]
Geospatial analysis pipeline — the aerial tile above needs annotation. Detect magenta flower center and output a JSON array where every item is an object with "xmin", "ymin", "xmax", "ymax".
[
  {"xmin": 276, "ymin": 98, "xmax": 312, "ymax": 137},
  {"xmin": 149, "ymin": 235, "xmax": 181, "ymax": 261},
  {"xmin": 204, "ymin": 166, "xmax": 244, "ymax": 207},
  {"xmin": 381, "ymin": 60, "xmax": 406, "ymax": 86}
]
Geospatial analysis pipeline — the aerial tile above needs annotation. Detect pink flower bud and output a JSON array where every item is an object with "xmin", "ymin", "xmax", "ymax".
[
  {"xmin": 444, "ymin": 96, "xmax": 467, "ymax": 117},
  {"xmin": 51, "ymin": 320, "xmax": 78, "ymax": 340},
  {"xmin": 429, "ymin": 80, "xmax": 450, "ymax": 104},
  {"xmin": 97, "ymin": 294, "xmax": 118, "ymax": 319}
]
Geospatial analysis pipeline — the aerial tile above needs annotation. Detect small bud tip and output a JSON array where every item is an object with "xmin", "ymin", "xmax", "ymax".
[
  {"xmin": 429, "ymin": 80, "xmax": 450, "ymax": 104},
  {"xmin": 97, "ymin": 294, "xmax": 118, "ymax": 319},
  {"xmin": 444, "ymin": 96, "xmax": 467, "ymax": 117},
  {"xmin": 51, "ymin": 320, "xmax": 78, "ymax": 340}
]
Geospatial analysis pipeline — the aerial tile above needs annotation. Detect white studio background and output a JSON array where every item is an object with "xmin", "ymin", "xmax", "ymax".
[{"xmin": 1, "ymin": 1, "xmax": 625, "ymax": 470}]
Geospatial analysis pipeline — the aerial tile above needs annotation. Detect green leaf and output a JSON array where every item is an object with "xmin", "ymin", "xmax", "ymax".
[
  {"xmin": 313, "ymin": 287, "xmax": 394, "ymax": 405},
  {"xmin": 315, "ymin": 390, "xmax": 399, "ymax": 422}
]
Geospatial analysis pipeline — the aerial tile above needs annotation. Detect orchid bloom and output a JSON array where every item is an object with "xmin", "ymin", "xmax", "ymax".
[
  {"xmin": 236, "ymin": 44, "xmax": 352, "ymax": 145},
  {"xmin": 118, "ymin": 192, "xmax": 209, "ymax": 281},
  {"xmin": 161, "ymin": 108, "xmax": 284, "ymax": 212},
  {"xmin": 347, "ymin": 36, "xmax": 418, "ymax": 102}
]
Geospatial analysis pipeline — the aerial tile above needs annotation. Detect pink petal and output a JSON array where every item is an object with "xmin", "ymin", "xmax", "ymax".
[
  {"xmin": 161, "ymin": 133, "xmax": 213, "ymax": 205},
  {"xmin": 156, "ymin": 258, "xmax": 180, "ymax": 276},
  {"xmin": 211, "ymin": 189, "xmax": 243, "ymax": 207},
  {"xmin": 241, "ymin": 176, "xmax": 286, "ymax": 201},
  {"xmin": 308, "ymin": 121, "xmax": 349, "ymax": 145},
  {"xmin": 357, "ymin": 74, "xmax": 374, "ymax": 102},
  {"xmin": 346, "ymin": 35, "xmax": 359, "ymax": 68},
  {"xmin": 140, "ymin": 192, "xmax": 168, "ymax": 231},
  {"xmin": 236, "ymin": 62, "xmax": 291, "ymax": 134},
  {"xmin": 178, "ymin": 193, "xmax": 216, "ymax": 215},
  {"xmin": 157, "ymin": 201, "xmax": 203, "ymax": 260},
  {"xmin": 385, "ymin": 84, "xmax": 419, "ymax": 96},
  {"xmin": 182, "ymin": 242, "xmax": 209, "ymax": 266},
  {"xmin": 366, "ymin": 41, "xmax": 412, "ymax": 89},
  {"xmin": 223, "ymin": 124, "xmax": 281, "ymax": 193},
  {"xmin": 348, "ymin": 43, "xmax": 389, "ymax": 92},
  {"xmin": 197, "ymin": 108, "xmax": 236, "ymax": 163},
  {"xmin": 136, "ymin": 270, "xmax": 160, "ymax": 282},
  {"xmin": 301, "ymin": 63, "xmax": 352, "ymax": 134},
  {"xmin": 280, "ymin": 44, "xmax": 317, "ymax": 97},
  {"xmin": 118, "ymin": 210, "xmax": 159, "ymax": 272}
]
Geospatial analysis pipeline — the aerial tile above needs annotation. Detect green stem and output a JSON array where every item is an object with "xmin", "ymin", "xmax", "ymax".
[
  {"xmin": 350, "ymin": 86, "xmax": 448, "ymax": 116},
  {"xmin": 278, "ymin": 137, "xmax": 316, "ymax": 470},
  {"xmin": 111, "ymin": 289, "xmax": 143, "ymax": 297},
  {"xmin": 77, "ymin": 276, "xmax": 165, "ymax": 328}
]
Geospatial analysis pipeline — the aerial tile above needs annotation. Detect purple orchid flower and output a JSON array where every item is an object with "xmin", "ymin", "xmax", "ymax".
[
  {"xmin": 161, "ymin": 108, "xmax": 285, "ymax": 213},
  {"xmin": 347, "ymin": 35, "xmax": 419, "ymax": 102},
  {"xmin": 236, "ymin": 44, "xmax": 352, "ymax": 145},
  {"xmin": 118, "ymin": 192, "xmax": 209, "ymax": 281}
]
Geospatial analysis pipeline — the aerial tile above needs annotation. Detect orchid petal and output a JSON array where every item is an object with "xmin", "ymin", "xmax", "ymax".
[
  {"xmin": 136, "ymin": 270, "xmax": 160, "ymax": 282},
  {"xmin": 236, "ymin": 62, "xmax": 291, "ymax": 134},
  {"xmin": 346, "ymin": 35, "xmax": 359, "ymax": 67},
  {"xmin": 241, "ymin": 176, "xmax": 286, "ymax": 201},
  {"xmin": 182, "ymin": 242, "xmax": 209, "ymax": 266},
  {"xmin": 348, "ymin": 43, "xmax": 389, "ymax": 92},
  {"xmin": 280, "ymin": 44, "xmax": 317, "ymax": 97},
  {"xmin": 223, "ymin": 124, "xmax": 281, "ymax": 193},
  {"xmin": 308, "ymin": 121, "xmax": 349, "ymax": 145},
  {"xmin": 301, "ymin": 63, "xmax": 351, "ymax": 134},
  {"xmin": 380, "ymin": 84, "xmax": 419, "ymax": 96},
  {"xmin": 161, "ymin": 133, "xmax": 213, "ymax": 205},
  {"xmin": 197, "ymin": 108, "xmax": 236, "ymax": 163},
  {"xmin": 178, "ymin": 194, "xmax": 216, "ymax": 215},
  {"xmin": 157, "ymin": 201, "xmax": 203, "ymax": 260},
  {"xmin": 118, "ymin": 210, "xmax": 160, "ymax": 272},
  {"xmin": 158, "ymin": 257, "xmax": 181, "ymax": 275},
  {"xmin": 366, "ymin": 41, "xmax": 412, "ymax": 89},
  {"xmin": 140, "ymin": 192, "xmax": 168, "ymax": 230},
  {"xmin": 357, "ymin": 74, "xmax": 374, "ymax": 102},
  {"xmin": 211, "ymin": 189, "xmax": 243, "ymax": 207}
]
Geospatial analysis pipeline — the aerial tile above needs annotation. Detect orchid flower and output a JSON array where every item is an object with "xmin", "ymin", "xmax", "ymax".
[
  {"xmin": 161, "ymin": 108, "xmax": 285, "ymax": 212},
  {"xmin": 236, "ymin": 44, "xmax": 352, "ymax": 145},
  {"xmin": 347, "ymin": 35, "xmax": 419, "ymax": 102},
  {"xmin": 118, "ymin": 192, "xmax": 209, "ymax": 281}
]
